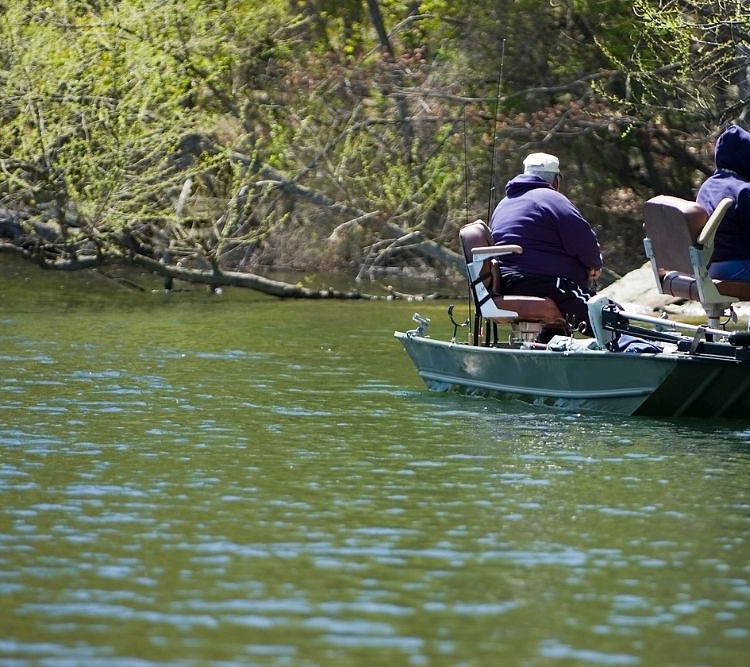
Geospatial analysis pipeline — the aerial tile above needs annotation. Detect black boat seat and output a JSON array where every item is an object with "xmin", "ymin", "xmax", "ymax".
[
  {"xmin": 643, "ymin": 195, "xmax": 750, "ymax": 327},
  {"xmin": 459, "ymin": 220, "xmax": 565, "ymax": 344}
]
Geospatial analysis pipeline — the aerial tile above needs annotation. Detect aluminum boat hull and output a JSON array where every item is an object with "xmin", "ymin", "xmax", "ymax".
[{"xmin": 395, "ymin": 331, "xmax": 750, "ymax": 419}]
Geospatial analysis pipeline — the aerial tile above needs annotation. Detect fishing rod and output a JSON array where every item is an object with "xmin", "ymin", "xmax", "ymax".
[
  {"xmin": 462, "ymin": 108, "xmax": 476, "ymax": 340},
  {"xmin": 462, "ymin": 38, "xmax": 506, "ymax": 341},
  {"xmin": 463, "ymin": 103, "xmax": 470, "ymax": 227},
  {"xmin": 486, "ymin": 38, "xmax": 506, "ymax": 222},
  {"xmin": 611, "ymin": 308, "xmax": 750, "ymax": 345}
]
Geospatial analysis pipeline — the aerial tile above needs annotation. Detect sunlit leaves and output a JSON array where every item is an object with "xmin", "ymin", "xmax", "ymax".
[
  {"xmin": 0, "ymin": 0, "xmax": 290, "ymax": 258},
  {"xmin": 624, "ymin": 0, "xmax": 749, "ymax": 121},
  {"xmin": 1, "ymin": 0, "xmax": 748, "ymax": 281}
]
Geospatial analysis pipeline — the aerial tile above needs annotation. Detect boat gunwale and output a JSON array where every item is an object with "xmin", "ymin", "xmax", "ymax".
[{"xmin": 393, "ymin": 330, "xmax": 747, "ymax": 366}]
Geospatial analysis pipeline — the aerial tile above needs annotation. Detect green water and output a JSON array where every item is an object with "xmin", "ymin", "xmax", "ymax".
[{"xmin": 1, "ymin": 259, "xmax": 749, "ymax": 666}]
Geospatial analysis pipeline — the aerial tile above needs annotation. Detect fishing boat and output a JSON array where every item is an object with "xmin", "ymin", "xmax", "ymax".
[{"xmin": 394, "ymin": 196, "xmax": 750, "ymax": 419}]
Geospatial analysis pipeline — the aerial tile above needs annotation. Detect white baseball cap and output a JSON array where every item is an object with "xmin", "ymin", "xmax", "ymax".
[{"xmin": 523, "ymin": 152, "xmax": 560, "ymax": 175}]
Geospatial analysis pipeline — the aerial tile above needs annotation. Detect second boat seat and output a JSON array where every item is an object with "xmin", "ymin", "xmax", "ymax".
[{"xmin": 643, "ymin": 195, "xmax": 750, "ymax": 327}]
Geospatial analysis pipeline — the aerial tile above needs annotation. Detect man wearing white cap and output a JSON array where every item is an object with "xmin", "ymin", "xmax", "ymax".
[{"xmin": 490, "ymin": 152, "xmax": 603, "ymax": 340}]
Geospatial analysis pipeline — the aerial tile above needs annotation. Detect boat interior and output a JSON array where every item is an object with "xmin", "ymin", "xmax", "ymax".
[{"xmin": 460, "ymin": 195, "xmax": 750, "ymax": 349}]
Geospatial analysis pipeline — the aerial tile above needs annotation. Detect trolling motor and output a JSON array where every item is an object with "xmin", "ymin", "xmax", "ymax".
[{"xmin": 598, "ymin": 299, "xmax": 750, "ymax": 358}]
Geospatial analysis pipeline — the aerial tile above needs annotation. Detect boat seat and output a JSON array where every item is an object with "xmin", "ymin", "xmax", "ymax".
[
  {"xmin": 459, "ymin": 220, "xmax": 566, "ymax": 345},
  {"xmin": 643, "ymin": 195, "xmax": 750, "ymax": 327}
]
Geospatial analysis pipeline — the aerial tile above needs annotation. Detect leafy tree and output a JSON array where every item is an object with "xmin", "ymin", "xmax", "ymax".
[{"xmin": 1, "ymin": 0, "xmax": 748, "ymax": 292}]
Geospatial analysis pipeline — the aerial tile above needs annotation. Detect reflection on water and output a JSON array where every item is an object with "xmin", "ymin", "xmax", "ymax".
[{"xmin": 1, "ymin": 260, "xmax": 749, "ymax": 666}]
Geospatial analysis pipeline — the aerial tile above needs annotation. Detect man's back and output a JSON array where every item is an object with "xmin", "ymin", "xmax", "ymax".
[
  {"xmin": 490, "ymin": 173, "xmax": 601, "ymax": 287},
  {"xmin": 697, "ymin": 124, "xmax": 750, "ymax": 264}
]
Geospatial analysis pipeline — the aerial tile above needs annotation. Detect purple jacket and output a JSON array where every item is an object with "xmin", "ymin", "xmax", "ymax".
[
  {"xmin": 696, "ymin": 124, "xmax": 750, "ymax": 263},
  {"xmin": 490, "ymin": 174, "xmax": 602, "ymax": 286}
]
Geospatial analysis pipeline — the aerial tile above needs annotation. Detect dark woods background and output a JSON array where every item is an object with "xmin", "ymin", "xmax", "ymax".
[{"xmin": 0, "ymin": 0, "xmax": 747, "ymax": 290}]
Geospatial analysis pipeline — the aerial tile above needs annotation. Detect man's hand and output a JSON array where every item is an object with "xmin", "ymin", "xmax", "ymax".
[{"xmin": 587, "ymin": 267, "xmax": 602, "ymax": 282}]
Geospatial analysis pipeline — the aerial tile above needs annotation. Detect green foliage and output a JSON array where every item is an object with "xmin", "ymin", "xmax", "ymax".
[
  {"xmin": 1, "ymin": 0, "xmax": 748, "ymax": 281},
  {"xmin": 0, "ymin": 0, "xmax": 290, "ymax": 257}
]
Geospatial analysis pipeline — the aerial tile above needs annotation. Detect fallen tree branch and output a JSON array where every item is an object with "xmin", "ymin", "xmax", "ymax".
[
  {"xmin": 355, "ymin": 230, "xmax": 465, "ymax": 283},
  {"xmin": 0, "ymin": 242, "xmax": 377, "ymax": 299},
  {"xmin": 132, "ymin": 254, "xmax": 376, "ymax": 298}
]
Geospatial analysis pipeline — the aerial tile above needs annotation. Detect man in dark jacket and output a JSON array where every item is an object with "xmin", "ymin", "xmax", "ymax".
[
  {"xmin": 697, "ymin": 124, "xmax": 750, "ymax": 283},
  {"xmin": 490, "ymin": 152, "xmax": 603, "ymax": 338}
]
